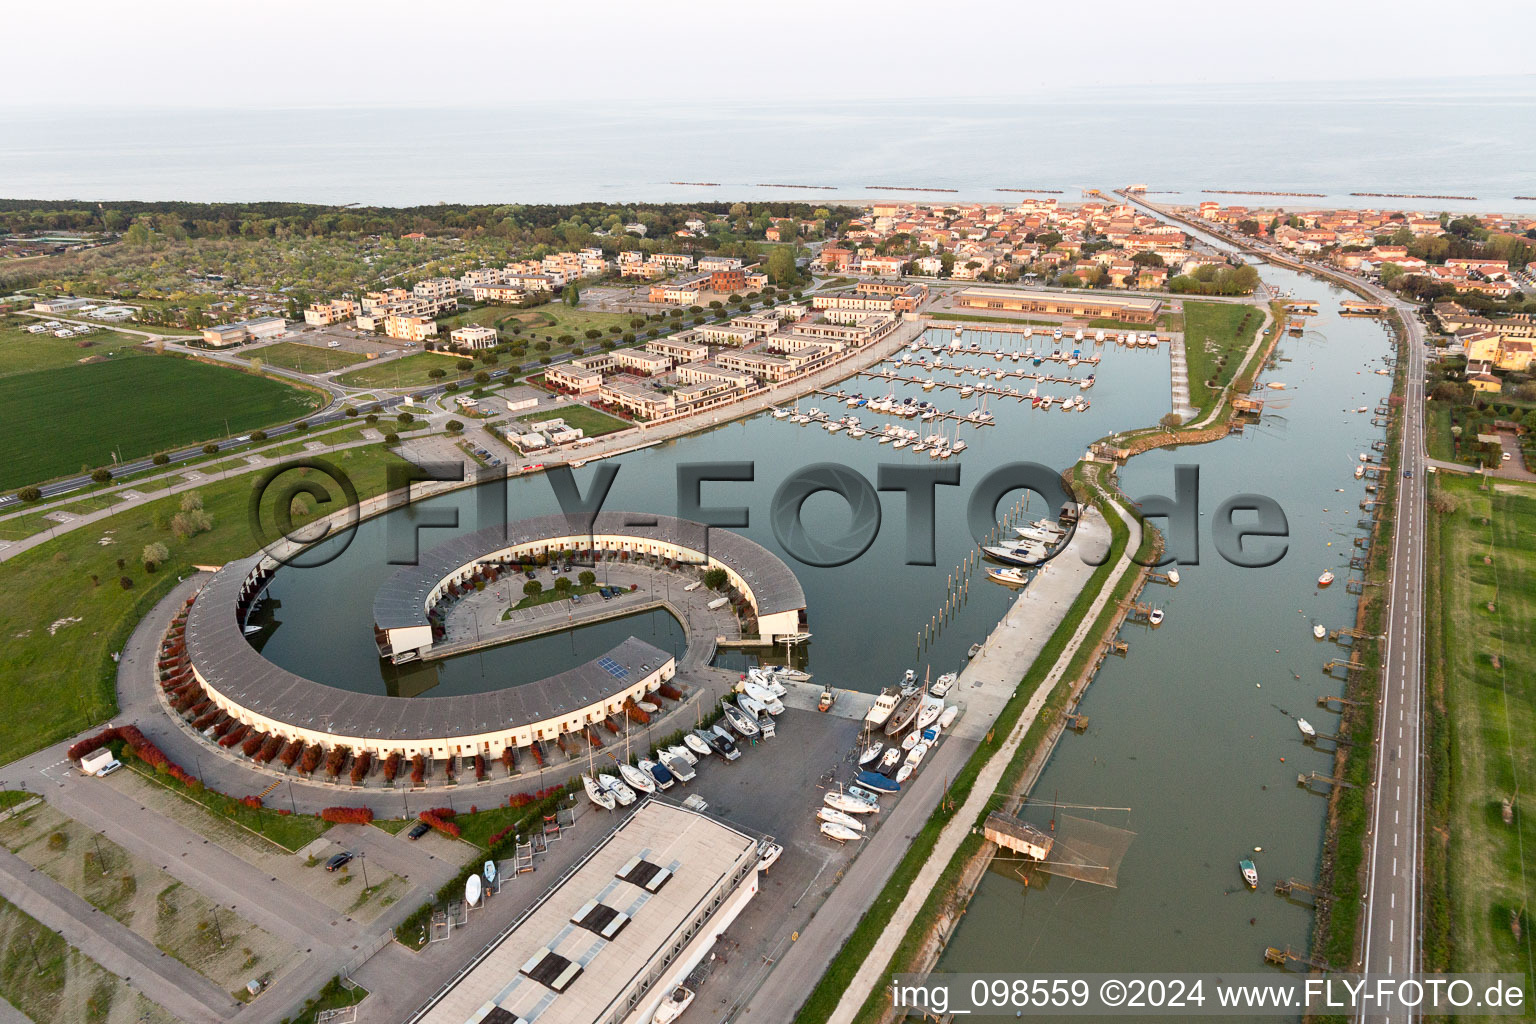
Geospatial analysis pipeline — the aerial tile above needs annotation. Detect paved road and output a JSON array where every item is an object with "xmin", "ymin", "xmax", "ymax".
[{"xmin": 1129, "ymin": 197, "xmax": 1428, "ymax": 1019}]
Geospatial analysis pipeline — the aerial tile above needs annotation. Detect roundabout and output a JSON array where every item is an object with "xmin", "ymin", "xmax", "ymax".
[{"xmin": 179, "ymin": 513, "xmax": 807, "ymax": 768}]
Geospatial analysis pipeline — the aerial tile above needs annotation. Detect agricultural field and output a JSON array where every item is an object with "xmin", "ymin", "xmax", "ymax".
[
  {"xmin": 243, "ymin": 340, "xmax": 364, "ymax": 374},
  {"xmin": 518, "ymin": 405, "xmax": 628, "ymax": 437},
  {"xmin": 0, "ymin": 316, "xmax": 146, "ymax": 377},
  {"xmin": 0, "ymin": 353, "xmax": 321, "ymax": 490},
  {"xmin": 0, "ymin": 440, "xmax": 414, "ymax": 765},
  {"xmin": 1426, "ymin": 474, "xmax": 1536, "ymax": 977},
  {"xmin": 335, "ymin": 351, "xmax": 464, "ymax": 389}
]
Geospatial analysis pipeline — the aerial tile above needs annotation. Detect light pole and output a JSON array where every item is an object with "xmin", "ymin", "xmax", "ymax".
[
  {"xmin": 92, "ymin": 832, "xmax": 107, "ymax": 875},
  {"xmin": 358, "ymin": 851, "xmax": 369, "ymax": 893}
]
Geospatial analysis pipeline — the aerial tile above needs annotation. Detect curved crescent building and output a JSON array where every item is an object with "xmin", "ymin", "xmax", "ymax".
[{"xmin": 182, "ymin": 513, "xmax": 806, "ymax": 763}]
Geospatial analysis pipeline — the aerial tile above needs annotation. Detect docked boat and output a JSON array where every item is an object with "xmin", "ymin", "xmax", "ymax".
[
  {"xmin": 1148, "ymin": 608, "xmax": 1164, "ymax": 626},
  {"xmin": 821, "ymin": 821, "xmax": 862, "ymax": 843},
  {"xmin": 858, "ymin": 742, "xmax": 884, "ymax": 767},
  {"xmin": 930, "ymin": 672, "xmax": 957, "ymax": 697},
  {"xmin": 639, "ymin": 757, "xmax": 674, "ymax": 790},
  {"xmin": 757, "ymin": 838, "xmax": 782, "ymax": 872},
  {"xmin": 1354, "ymin": 465, "xmax": 1365, "ymax": 479},
  {"xmin": 1240, "ymin": 859, "xmax": 1259, "ymax": 889},
  {"xmin": 894, "ymin": 764, "xmax": 914, "ymax": 784},
  {"xmin": 986, "ymin": 566, "xmax": 1031, "ymax": 588},
  {"xmin": 937, "ymin": 705, "xmax": 958, "ymax": 730},
  {"xmin": 1317, "ymin": 569, "xmax": 1335, "ymax": 587},
  {"xmin": 967, "ymin": 643, "xmax": 983, "ymax": 658},
  {"xmin": 653, "ymin": 986, "xmax": 695, "ymax": 1024},
  {"xmin": 904, "ymin": 742, "xmax": 930, "ymax": 770},
  {"xmin": 1297, "ymin": 718, "xmax": 1316, "ymax": 741},
  {"xmin": 584, "ymin": 774, "xmax": 616, "ymax": 810},
  {"xmin": 1313, "ymin": 623, "xmax": 1327, "ymax": 640},
  {"xmin": 684, "ymin": 732, "xmax": 714, "ymax": 758},
  {"xmin": 825, "ymin": 791, "xmax": 879, "ymax": 815},
  {"xmin": 600, "ymin": 773, "xmax": 636, "ymax": 806},
  {"xmin": 722, "ymin": 702, "xmax": 761, "ymax": 738},
  {"xmin": 662, "ymin": 753, "xmax": 696, "ymax": 783},
  {"xmin": 748, "ymin": 669, "xmax": 788, "ymax": 696},
  {"xmin": 620, "ymin": 762, "xmax": 657, "ymax": 794},
  {"xmin": 1167, "ymin": 568, "xmax": 1181, "ymax": 585},
  {"xmin": 982, "ymin": 544, "xmax": 1045, "ymax": 567},
  {"xmin": 915, "ymin": 696, "xmax": 944, "ymax": 731},
  {"xmin": 883, "ymin": 689, "xmax": 924, "ymax": 737},
  {"xmin": 879, "ymin": 747, "xmax": 901, "ymax": 770},
  {"xmin": 705, "ymin": 726, "xmax": 741, "ymax": 761},
  {"xmin": 848, "ymin": 783, "xmax": 884, "ymax": 806},
  {"xmin": 817, "ymin": 807, "xmax": 866, "ymax": 832},
  {"xmin": 664, "ymin": 744, "xmax": 697, "ymax": 767},
  {"xmin": 864, "ymin": 688, "xmax": 900, "ymax": 728},
  {"xmin": 771, "ymin": 407, "xmax": 790, "ymax": 420},
  {"xmin": 856, "ymin": 770, "xmax": 901, "ymax": 793},
  {"xmin": 900, "ymin": 731, "xmax": 920, "ymax": 752}
]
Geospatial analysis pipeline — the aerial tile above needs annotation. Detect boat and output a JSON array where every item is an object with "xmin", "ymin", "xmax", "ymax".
[
  {"xmin": 847, "ymin": 784, "xmax": 884, "ymax": 807},
  {"xmin": 982, "ymin": 543, "xmax": 1045, "ymax": 567},
  {"xmin": 894, "ymin": 764, "xmax": 914, "ymax": 784},
  {"xmin": 1313, "ymin": 623, "xmax": 1327, "ymax": 640},
  {"xmin": 775, "ymin": 666, "xmax": 811, "ymax": 682},
  {"xmin": 864, "ymin": 688, "xmax": 900, "ymax": 728},
  {"xmin": 818, "ymin": 686, "xmax": 836, "ymax": 712},
  {"xmin": 967, "ymin": 643, "xmax": 983, "ymax": 658},
  {"xmin": 684, "ymin": 732, "xmax": 714, "ymax": 758},
  {"xmin": 855, "ymin": 770, "xmax": 901, "ymax": 793},
  {"xmin": 636, "ymin": 700, "xmax": 660, "ymax": 714},
  {"xmin": 1317, "ymin": 569, "xmax": 1335, "ymax": 587},
  {"xmin": 817, "ymin": 807, "xmax": 866, "ymax": 832},
  {"xmin": 821, "ymin": 821, "xmax": 862, "ymax": 843},
  {"xmin": 883, "ymin": 689, "xmax": 923, "ymax": 737},
  {"xmin": 722, "ymin": 702, "xmax": 761, "ymax": 738},
  {"xmin": 741, "ymin": 685, "xmax": 782, "ymax": 717},
  {"xmin": 858, "ymin": 742, "xmax": 884, "ymax": 767},
  {"xmin": 653, "ymin": 986, "xmax": 696, "ymax": 1024},
  {"xmin": 756, "ymin": 712, "xmax": 776, "ymax": 739},
  {"xmin": 937, "ymin": 705, "xmax": 958, "ymax": 730},
  {"xmin": 904, "ymin": 742, "xmax": 930, "ymax": 769},
  {"xmin": 620, "ymin": 762, "xmax": 656, "ymax": 794},
  {"xmin": 748, "ymin": 668, "xmax": 788, "ymax": 695},
  {"xmin": 1359, "ymin": 452, "xmax": 1369, "ymax": 462},
  {"xmin": 915, "ymin": 697, "xmax": 944, "ymax": 731},
  {"xmin": 662, "ymin": 752, "xmax": 696, "ymax": 783},
  {"xmin": 1148, "ymin": 608, "xmax": 1164, "ymax": 626},
  {"xmin": 757, "ymin": 838, "xmax": 782, "ymax": 872},
  {"xmin": 825, "ymin": 791, "xmax": 879, "ymax": 815},
  {"xmin": 1240, "ymin": 859, "xmax": 1259, "ymax": 889},
  {"xmin": 638, "ymin": 757, "xmax": 674, "ymax": 790},
  {"xmin": 583, "ymin": 774, "xmax": 617, "ymax": 810},
  {"xmin": 986, "ymin": 566, "xmax": 1031, "ymax": 588},
  {"xmin": 879, "ymin": 746, "xmax": 902, "ymax": 770},
  {"xmin": 600, "ymin": 773, "xmax": 636, "ymax": 806},
  {"xmin": 901, "ymin": 731, "xmax": 920, "ymax": 752},
  {"xmin": 1354, "ymin": 465, "xmax": 1365, "ymax": 479},
  {"xmin": 665, "ymin": 744, "xmax": 697, "ymax": 767},
  {"xmin": 930, "ymin": 672, "xmax": 957, "ymax": 697},
  {"xmin": 1167, "ymin": 568, "xmax": 1181, "ymax": 585},
  {"xmin": 705, "ymin": 726, "xmax": 741, "ymax": 761},
  {"xmin": 1297, "ymin": 718, "xmax": 1316, "ymax": 740},
  {"xmin": 771, "ymin": 407, "xmax": 790, "ymax": 420}
]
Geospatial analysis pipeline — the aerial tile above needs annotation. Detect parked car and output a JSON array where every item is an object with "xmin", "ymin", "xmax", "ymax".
[
  {"xmin": 406, "ymin": 822, "xmax": 431, "ymax": 840},
  {"xmin": 599, "ymin": 588, "xmax": 613, "ymax": 600},
  {"xmin": 325, "ymin": 852, "xmax": 354, "ymax": 872},
  {"xmin": 571, "ymin": 593, "xmax": 582, "ymax": 605}
]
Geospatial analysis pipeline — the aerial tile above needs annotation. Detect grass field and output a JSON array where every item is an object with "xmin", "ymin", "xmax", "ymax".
[
  {"xmin": 244, "ymin": 341, "xmax": 364, "ymax": 374},
  {"xmin": 334, "ymin": 351, "xmax": 464, "ymax": 389},
  {"xmin": 504, "ymin": 305, "xmax": 640, "ymax": 339},
  {"xmin": 0, "ymin": 353, "xmax": 321, "ymax": 490},
  {"xmin": 0, "ymin": 316, "xmax": 146, "ymax": 377},
  {"xmin": 518, "ymin": 405, "xmax": 628, "ymax": 437},
  {"xmin": 0, "ymin": 441, "xmax": 414, "ymax": 765},
  {"xmin": 1182, "ymin": 300, "xmax": 1265, "ymax": 416},
  {"xmin": 1427, "ymin": 473, "xmax": 1536, "ymax": 977}
]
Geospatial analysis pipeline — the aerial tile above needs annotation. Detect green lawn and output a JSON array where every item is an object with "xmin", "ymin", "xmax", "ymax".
[
  {"xmin": 0, "ymin": 317, "xmax": 146, "ymax": 377},
  {"xmin": 0, "ymin": 353, "xmax": 321, "ymax": 491},
  {"xmin": 1428, "ymin": 474, "xmax": 1536, "ymax": 978},
  {"xmin": 1426, "ymin": 402, "xmax": 1456, "ymax": 462},
  {"xmin": 0, "ymin": 442, "xmax": 414, "ymax": 766},
  {"xmin": 335, "ymin": 352, "xmax": 465, "ymax": 389},
  {"xmin": 244, "ymin": 341, "xmax": 364, "ymax": 374},
  {"xmin": 504, "ymin": 305, "xmax": 640, "ymax": 339},
  {"xmin": 1182, "ymin": 301, "xmax": 1265, "ymax": 416},
  {"xmin": 518, "ymin": 405, "xmax": 628, "ymax": 437}
]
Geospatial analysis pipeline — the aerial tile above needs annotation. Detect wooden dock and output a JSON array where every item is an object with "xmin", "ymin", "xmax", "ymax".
[
  {"xmin": 1297, "ymin": 770, "xmax": 1356, "ymax": 791},
  {"xmin": 1264, "ymin": 945, "xmax": 1333, "ymax": 970},
  {"xmin": 1274, "ymin": 877, "xmax": 1331, "ymax": 902}
]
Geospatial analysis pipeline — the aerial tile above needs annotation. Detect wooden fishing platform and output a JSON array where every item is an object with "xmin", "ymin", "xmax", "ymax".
[
  {"xmin": 1317, "ymin": 694, "xmax": 1365, "ymax": 709},
  {"xmin": 1264, "ymin": 945, "xmax": 1334, "ymax": 970},
  {"xmin": 1274, "ymin": 877, "xmax": 1331, "ymax": 902},
  {"xmin": 1147, "ymin": 572, "xmax": 1177, "ymax": 586},
  {"xmin": 1323, "ymin": 653, "xmax": 1363, "ymax": 677},
  {"xmin": 1297, "ymin": 770, "xmax": 1356, "ymax": 791},
  {"xmin": 1065, "ymin": 712, "xmax": 1090, "ymax": 733}
]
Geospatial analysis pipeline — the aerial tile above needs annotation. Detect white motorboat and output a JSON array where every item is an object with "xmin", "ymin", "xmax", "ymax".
[
  {"xmin": 653, "ymin": 986, "xmax": 696, "ymax": 1024},
  {"xmin": 638, "ymin": 757, "xmax": 674, "ymax": 790},
  {"xmin": 901, "ymin": 731, "xmax": 920, "ymax": 752},
  {"xmin": 748, "ymin": 668, "xmax": 788, "ymax": 696},
  {"xmin": 894, "ymin": 764, "xmax": 914, "ymax": 784},
  {"xmin": 662, "ymin": 752, "xmax": 695, "ymax": 783},
  {"xmin": 684, "ymin": 732, "xmax": 714, "ymax": 758},
  {"xmin": 1313, "ymin": 623, "xmax": 1327, "ymax": 640},
  {"xmin": 825, "ymin": 791, "xmax": 879, "ymax": 815},
  {"xmin": 584, "ymin": 774, "xmax": 616, "ymax": 810},
  {"xmin": 757, "ymin": 838, "xmax": 782, "ymax": 872},
  {"xmin": 904, "ymin": 741, "xmax": 930, "ymax": 769},
  {"xmin": 706, "ymin": 726, "xmax": 742, "ymax": 761},
  {"xmin": 742, "ymin": 681, "xmax": 785, "ymax": 714},
  {"xmin": 930, "ymin": 672, "xmax": 957, "ymax": 697},
  {"xmin": 1167, "ymin": 568, "xmax": 1181, "ymax": 585},
  {"xmin": 1148, "ymin": 608, "xmax": 1164, "ymax": 626},
  {"xmin": 1354, "ymin": 465, "xmax": 1365, "ymax": 479},
  {"xmin": 601, "ymin": 773, "xmax": 637, "ymax": 806},
  {"xmin": 722, "ymin": 701, "xmax": 761, "ymax": 738},
  {"xmin": 1318, "ymin": 570, "xmax": 1335, "ymax": 587},
  {"xmin": 858, "ymin": 742, "xmax": 884, "ymax": 767},
  {"xmin": 937, "ymin": 705, "xmax": 958, "ymax": 730},
  {"xmin": 1297, "ymin": 718, "xmax": 1317, "ymax": 740},
  {"xmin": 620, "ymin": 761, "xmax": 656, "ymax": 794},
  {"xmin": 879, "ymin": 747, "xmax": 901, "ymax": 770},
  {"xmin": 864, "ymin": 688, "xmax": 900, "ymax": 728},
  {"xmin": 817, "ymin": 807, "xmax": 866, "ymax": 832},
  {"xmin": 915, "ymin": 696, "xmax": 944, "ymax": 731},
  {"xmin": 771, "ymin": 407, "xmax": 790, "ymax": 420},
  {"xmin": 665, "ymin": 743, "xmax": 698, "ymax": 766},
  {"xmin": 821, "ymin": 821, "xmax": 862, "ymax": 843}
]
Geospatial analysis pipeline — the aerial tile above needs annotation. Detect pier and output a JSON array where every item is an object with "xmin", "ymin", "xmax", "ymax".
[
  {"xmin": 1264, "ymin": 945, "xmax": 1334, "ymax": 971},
  {"xmin": 1274, "ymin": 877, "xmax": 1332, "ymax": 902}
]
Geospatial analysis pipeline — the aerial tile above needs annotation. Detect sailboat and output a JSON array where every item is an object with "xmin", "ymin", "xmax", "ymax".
[
  {"xmin": 600, "ymin": 773, "xmax": 637, "ymax": 806},
  {"xmin": 858, "ymin": 742, "xmax": 884, "ymax": 767},
  {"xmin": 825, "ymin": 790, "xmax": 879, "ymax": 815},
  {"xmin": 817, "ymin": 807, "xmax": 866, "ymax": 832},
  {"xmin": 620, "ymin": 760, "xmax": 656, "ymax": 794},
  {"xmin": 821, "ymin": 821, "xmax": 862, "ymax": 843},
  {"xmin": 583, "ymin": 773, "xmax": 617, "ymax": 810}
]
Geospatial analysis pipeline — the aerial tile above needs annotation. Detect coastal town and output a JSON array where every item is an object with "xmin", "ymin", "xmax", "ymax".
[{"xmin": 2, "ymin": 117, "xmax": 1536, "ymax": 1024}]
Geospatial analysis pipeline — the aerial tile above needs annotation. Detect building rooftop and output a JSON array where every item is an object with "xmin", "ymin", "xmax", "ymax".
[{"xmin": 413, "ymin": 802, "xmax": 757, "ymax": 1024}]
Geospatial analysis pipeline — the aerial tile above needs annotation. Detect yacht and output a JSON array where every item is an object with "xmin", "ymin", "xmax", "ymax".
[
  {"xmin": 704, "ymin": 726, "xmax": 741, "ymax": 760},
  {"xmin": 825, "ymin": 791, "xmax": 879, "ymax": 815},
  {"xmin": 653, "ymin": 987, "xmax": 696, "ymax": 1024},
  {"xmin": 1148, "ymin": 608, "xmax": 1165, "ymax": 626},
  {"xmin": 930, "ymin": 672, "xmax": 958, "ymax": 697},
  {"xmin": 722, "ymin": 701, "xmax": 761, "ymax": 738},
  {"xmin": 771, "ymin": 407, "xmax": 790, "ymax": 420},
  {"xmin": 986, "ymin": 566, "xmax": 1031, "ymax": 587},
  {"xmin": 620, "ymin": 761, "xmax": 656, "ymax": 794},
  {"xmin": 982, "ymin": 543, "xmax": 1046, "ymax": 567},
  {"xmin": 600, "ymin": 773, "xmax": 637, "ymax": 806},
  {"xmin": 864, "ymin": 688, "xmax": 900, "ymax": 728}
]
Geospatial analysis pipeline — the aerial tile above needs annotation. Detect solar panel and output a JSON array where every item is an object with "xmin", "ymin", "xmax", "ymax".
[{"xmin": 597, "ymin": 657, "xmax": 628, "ymax": 680}]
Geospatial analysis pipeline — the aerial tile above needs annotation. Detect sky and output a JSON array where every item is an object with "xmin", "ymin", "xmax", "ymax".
[{"xmin": 14, "ymin": 0, "xmax": 1535, "ymax": 109}]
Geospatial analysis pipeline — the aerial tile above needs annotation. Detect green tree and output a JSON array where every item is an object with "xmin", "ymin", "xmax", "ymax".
[
  {"xmin": 428, "ymin": 367, "xmax": 447, "ymax": 379},
  {"xmin": 446, "ymin": 419, "xmax": 464, "ymax": 433},
  {"xmin": 562, "ymin": 283, "xmax": 581, "ymax": 306},
  {"xmin": 523, "ymin": 579, "xmax": 543, "ymax": 598},
  {"xmin": 578, "ymin": 570, "xmax": 596, "ymax": 586},
  {"xmin": 553, "ymin": 576, "xmax": 573, "ymax": 594},
  {"xmin": 766, "ymin": 245, "xmax": 799, "ymax": 287},
  {"xmin": 703, "ymin": 567, "xmax": 729, "ymax": 590}
]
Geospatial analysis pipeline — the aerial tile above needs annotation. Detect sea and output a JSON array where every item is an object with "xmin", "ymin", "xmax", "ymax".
[{"xmin": 4, "ymin": 76, "xmax": 1535, "ymax": 214}]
